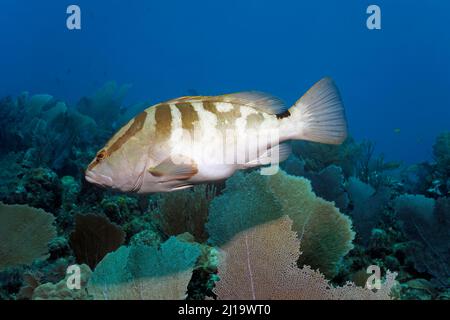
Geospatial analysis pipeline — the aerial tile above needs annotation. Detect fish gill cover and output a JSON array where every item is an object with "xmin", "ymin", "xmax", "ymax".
[{"xmin": 0, "ymin": 1, "xmax": 449, "ymax": 301}]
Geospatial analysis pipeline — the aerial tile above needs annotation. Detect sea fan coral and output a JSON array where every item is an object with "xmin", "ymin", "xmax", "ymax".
[
  {"xmin": 0, "ymin": 203, "xmax": 56, "ymax": 271},
  {"xmin": 394, "ymin": 194, "xmax": 449, "ymax": 286},
  {"xmin": 206, "ymin": 171, "xmax": 283, "ymax": 246},
  {"xmin": 87, "ymin": 237, "xmax": 201, "ymax": 300},
  {"xmin": 207, "ymin": 170, "xmax": 354, "ymax": 278},
  {"xmin": 346, "ymin": 177, "xmax": 392, "ymax": 244},
  {"xmin": 69, "ymin": 214, "xmax": 125, "ymax": 269},
  {"xmin": 156, "ymin": 185, "xmax": 216, "ymax": 242},
  {"xmin": 268, "ymin": 170, "xmax": 354, "ymax": 278},
  {"xmin": 214, "ymin": 216, "xmax": 397, "ymax": 300}
]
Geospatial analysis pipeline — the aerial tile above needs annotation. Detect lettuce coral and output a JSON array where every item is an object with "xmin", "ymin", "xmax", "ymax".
[
  {"xmin": 214, "ymin": 216, "xmax": 397, "ymax": 300},
  {"xmin": 206, "ymin": 170, "xmax": 354, "ymax": 278},
  {"xmin": 87, "ymin": 237, "xmax": 201, "ymax": 300},
  {"xmin": 0, "ymin": 203, "xmax": 56, "ymax": 271}
]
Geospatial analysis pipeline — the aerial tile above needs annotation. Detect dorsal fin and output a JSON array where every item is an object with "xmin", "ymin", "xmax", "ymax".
[
  {"xmin": 220, "ymin": 92, "xmax": 287, "ymax": 115},
  {"xmin": 163, "ymin": 96, "xmax": 203, "ymax": 104}
]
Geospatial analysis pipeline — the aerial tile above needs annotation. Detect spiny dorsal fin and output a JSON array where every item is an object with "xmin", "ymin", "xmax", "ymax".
[
  {"xmin": 163, "ymin": 96, "xmax": 203, "ymax": 104},
  {"xmin": 220, "ymin": 91, "xmax": 288, "ymax": 115}
]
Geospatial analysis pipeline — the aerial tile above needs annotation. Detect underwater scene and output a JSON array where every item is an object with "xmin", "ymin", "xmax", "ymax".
[{"xmin": 0, "ymin": 1, "xmax": 449, "ymax": 302}]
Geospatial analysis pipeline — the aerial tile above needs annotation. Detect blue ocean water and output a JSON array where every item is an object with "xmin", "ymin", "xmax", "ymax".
[{"xmin": 0, "ymin": 0, "xmax": 449, "ymax": 164}]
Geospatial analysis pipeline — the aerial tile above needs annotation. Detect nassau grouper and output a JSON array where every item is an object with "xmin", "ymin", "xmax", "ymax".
[{"xmin": 85, "ymin": 77, "xmax": 347, "ymax": 193}]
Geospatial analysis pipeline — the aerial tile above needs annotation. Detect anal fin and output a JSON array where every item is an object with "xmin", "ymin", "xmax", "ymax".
[{"xmin": 170, "ymin": 184, "xmax": 194, "ymax": 192}]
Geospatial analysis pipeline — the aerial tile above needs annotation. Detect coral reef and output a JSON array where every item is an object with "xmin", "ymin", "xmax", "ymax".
[
  {"xmin": 3, "ymin": 167, "xmax": 62, "ymax": 212},
  {"xmin": 0, "ymin": 86, "xmax": 448, "ymax": 300}
]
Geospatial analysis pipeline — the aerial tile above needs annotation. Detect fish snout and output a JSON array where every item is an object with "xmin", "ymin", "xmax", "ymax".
[{"xmin": 85, "ymin": 170, "xmax": 113, "ymax": 187}]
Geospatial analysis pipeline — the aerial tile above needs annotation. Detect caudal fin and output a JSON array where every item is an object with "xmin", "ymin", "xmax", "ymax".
[{"xmin": 289, "ymin": 77, "xmax": 347, "ymax": 145}]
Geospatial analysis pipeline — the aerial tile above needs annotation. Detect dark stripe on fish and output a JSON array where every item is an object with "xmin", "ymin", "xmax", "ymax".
[
  {"xmin": 175, "ymin": 102, "xmax": 198, "ymax": 131},
  {"xmin": 202, "ymin": 101, "xmax": 217, "ymax": 114},
  {"xmin": 155, "ymin": 103, "xmax": 172, "ymax": 141},
  {"xmin": 108, "ymin": 111, "xmax": 147, "ymax": 155},
  {"xmin": 202, "ymin": 101, "xmax": 242, "ymax": 131},
  {"xmin": 88, "ymin": 111, "xmax": 148, "ymax": 170}
]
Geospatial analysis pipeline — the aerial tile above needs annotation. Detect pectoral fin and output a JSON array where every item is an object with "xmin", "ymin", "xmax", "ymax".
[{"xmin": 148, "ymin": 155, "xmax": 198, "ymax": 181}]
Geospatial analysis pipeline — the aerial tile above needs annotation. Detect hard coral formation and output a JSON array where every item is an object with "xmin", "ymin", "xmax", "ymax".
[{"xmin": 4, "ymin": 167, "xmax": 62, "ymax": 212}]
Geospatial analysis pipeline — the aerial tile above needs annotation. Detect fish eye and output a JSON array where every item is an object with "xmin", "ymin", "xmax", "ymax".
[{"xmin": 96, "ymin": 150, "xmax": 107, "ymax": 161}]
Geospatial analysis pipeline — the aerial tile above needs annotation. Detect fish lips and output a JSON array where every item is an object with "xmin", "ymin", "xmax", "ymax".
[{"xmin": 85, "ymin": 170, "xmax": 113, "ymax": 188}]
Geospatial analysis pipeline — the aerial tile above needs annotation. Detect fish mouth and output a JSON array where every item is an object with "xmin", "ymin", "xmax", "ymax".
[{"xmin": 85, "ymin": 170, "xmax": 113, "ymax": 187}]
